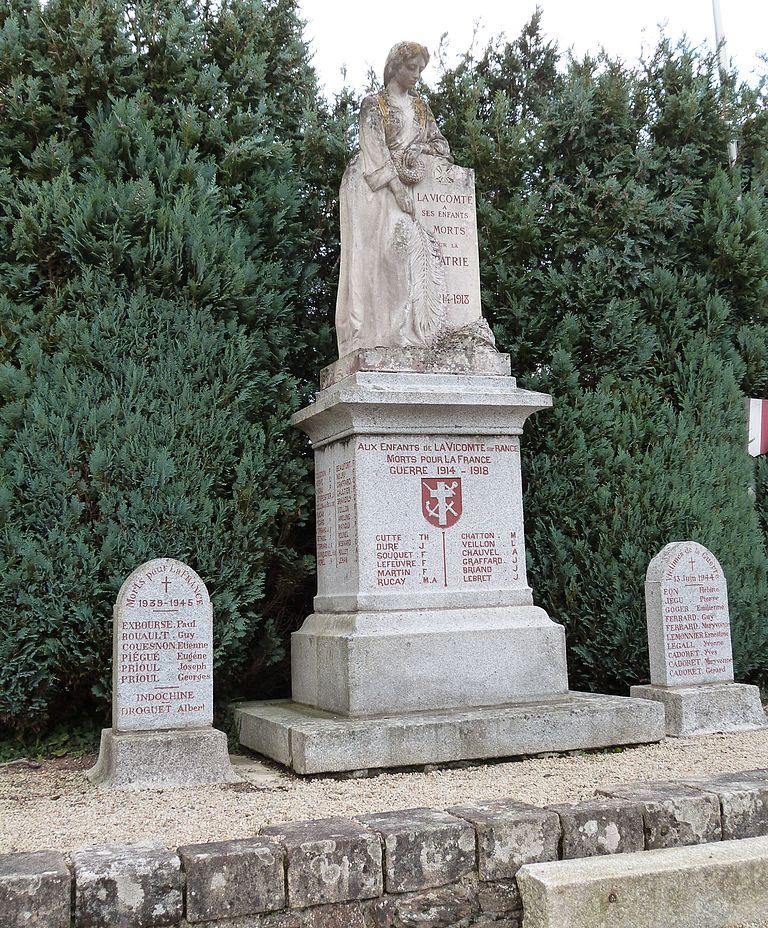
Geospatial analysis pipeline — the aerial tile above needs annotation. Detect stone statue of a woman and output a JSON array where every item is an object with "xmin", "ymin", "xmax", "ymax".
[{"xmin": 335, "ymin": 41, "xmax": 492, "ymax": 359}]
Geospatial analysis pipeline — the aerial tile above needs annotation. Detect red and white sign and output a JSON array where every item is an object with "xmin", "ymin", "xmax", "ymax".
[
  {"xmin": 747, "ymin": 398, "xmax": 768, "ymax": 457},
  {"xmin": 421, "ymin": 477, "xmax": 463, "ymax": 528}
]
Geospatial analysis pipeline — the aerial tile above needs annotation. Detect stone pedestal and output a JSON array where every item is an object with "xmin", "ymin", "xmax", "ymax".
[
  {"xmin": 88, "ymin": 727, "xmax": 240, "ymax": 790},
  {"xmin": 236, "ymin": 357, "xmax": 664, "ymax": 772},
  {"xmin": 630, "ymin": 683, "xmax": 766, "ymax": 737}
]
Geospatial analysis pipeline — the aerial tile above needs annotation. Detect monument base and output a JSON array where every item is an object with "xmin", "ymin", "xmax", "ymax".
[
  {"xmin": 630, "ymin": 683, "xmax": 767, "ymax": 737},
  {"xmin": 234, "ymin": 692, "xmax": 665, "ymax": 775},
  {"xmin": 291, "ymin": 605, "xmax": 569, "ymax": 715},
  {"xmin": 88, "ymin": 727, "xmax": 241, "ymax": 790}
]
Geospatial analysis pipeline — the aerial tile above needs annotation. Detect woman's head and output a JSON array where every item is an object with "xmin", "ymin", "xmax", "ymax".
[{"xmin": 383, "ymin": 41, "xmax": 429, "ymax": 88}]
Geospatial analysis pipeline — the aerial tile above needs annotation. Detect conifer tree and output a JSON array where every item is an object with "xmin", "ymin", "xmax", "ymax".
[{"xmin": 0, "ymin": 0, "xmax": 342, "ymax": 732}]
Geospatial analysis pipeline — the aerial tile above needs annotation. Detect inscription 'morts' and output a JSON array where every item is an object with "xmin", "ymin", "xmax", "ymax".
[
  {"xmin": 113, "ymin": 558, "xmax": 214, "ymax": 733},
  {"xmin": 644, "ymin": 541, "xmax": 734, "ymax": 687}
]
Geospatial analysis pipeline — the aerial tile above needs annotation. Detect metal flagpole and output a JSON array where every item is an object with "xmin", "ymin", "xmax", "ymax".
[{"xmin": 712, "ymin": 0, "xmax": 739, "ymax": 167}]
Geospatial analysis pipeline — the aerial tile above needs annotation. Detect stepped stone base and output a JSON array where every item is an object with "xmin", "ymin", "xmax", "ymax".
[
  {"xmin": 88, "ymin": 727, "xmax": 241, "ymax": 790},
  {"xmin": 630, "ymin": 683, "xmax": 767, "ymax": 737},
  {"xmin": 234, "ymin": 692, "xmax": 665, "ymax": 775}
]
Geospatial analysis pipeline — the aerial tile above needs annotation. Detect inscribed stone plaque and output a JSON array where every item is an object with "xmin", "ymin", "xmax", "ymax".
[
  {"xmin": 314, "ymin": 433, "xmax": 527, "ymax": 605},
  {"xmin": 645, "ymin": 542, "xmax": 734, "ymax": 686},
  {"xmin": 414, "ymin": 157, "xmax": 482, "ymax": 330},
  {"xmin": 113, "ymin": 558, "xmax": 213, "ymax": 732}
]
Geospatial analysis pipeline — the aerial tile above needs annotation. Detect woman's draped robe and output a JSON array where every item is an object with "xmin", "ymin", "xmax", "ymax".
[{"xmin": 335, "ymin": 92, "xmax": 453, "ymax": 357}]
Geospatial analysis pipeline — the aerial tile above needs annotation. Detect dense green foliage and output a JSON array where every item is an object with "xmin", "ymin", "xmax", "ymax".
[
  {"xmin": 430, "ymin": 17, "xmax": 768, "ymax": 691},
  {"xmin": 0, "ymin": 0, "xmax": 342, "ymax": 732},
  {"xmin": 2, "ymin": 2, "xmax": 767, "ymax": 736}
]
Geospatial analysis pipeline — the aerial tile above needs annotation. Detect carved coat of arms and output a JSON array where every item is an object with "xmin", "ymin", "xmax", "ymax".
[{"xmin": 421, "ymin": 478, "xmax": 463, "ymax": 528}]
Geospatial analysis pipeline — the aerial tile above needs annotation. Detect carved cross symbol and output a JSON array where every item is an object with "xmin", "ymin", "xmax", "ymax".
[
  {"xmin": 688, "ymin": 558, "xmax": 696, "ymax": 574},
  {"xmin": 162, "ymin": 577, "xmax": 171, "ymax": 593},
  {"xmin": 426, "ymin": 481, "xmax": 459, "ymax": 527}
]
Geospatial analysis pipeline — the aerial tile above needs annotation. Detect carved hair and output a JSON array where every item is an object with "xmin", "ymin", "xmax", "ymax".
[{"xmin": 383, "ymin": 41, "xmax": 430, "ymax": 87}]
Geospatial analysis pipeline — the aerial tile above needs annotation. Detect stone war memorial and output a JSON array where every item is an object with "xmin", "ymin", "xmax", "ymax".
[
  {"xmin": 89, "ymin": 557, "xmax": 239, "ymax": 788},
  {"xmin": 235, "ymin": 41, "xmax": 665, "ymax": 774},
  {"xmin": 631, "ymin": 541, "xmax": 767, "ymax": 736}
]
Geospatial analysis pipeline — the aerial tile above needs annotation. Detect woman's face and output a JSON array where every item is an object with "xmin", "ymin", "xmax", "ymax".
[{"xmin": 393, "ymin": 55, "xmax": 425, "ymax": 91}]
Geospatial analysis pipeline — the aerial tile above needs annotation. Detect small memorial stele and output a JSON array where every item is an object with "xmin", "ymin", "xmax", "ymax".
[
  {"xmin": 630, "ymin": 541, "xmax": 767, "ymax": 736},
  {"xmin": 88, "ymin": 558, "xmax": 239, "ymax": 789}
]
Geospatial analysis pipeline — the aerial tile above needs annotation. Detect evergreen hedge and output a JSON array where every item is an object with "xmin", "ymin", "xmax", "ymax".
[{"xmin": 0, "ymin": 0, "xmax": 339, "ymax": 733}]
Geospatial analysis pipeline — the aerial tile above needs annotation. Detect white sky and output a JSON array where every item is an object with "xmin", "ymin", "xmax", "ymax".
[{"xmin": 299, "ymin": 0, "xmax": 767, "ymax": 96}]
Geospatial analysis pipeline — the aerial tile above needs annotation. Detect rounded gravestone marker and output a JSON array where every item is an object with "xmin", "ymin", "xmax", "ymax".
[
  {"xmin": 113, "ymin": 558, "xmax": 213, "ymax": 732},
  {"xmin": 645, "ymin": 541, "xmax": 733, "ymax": 687}
]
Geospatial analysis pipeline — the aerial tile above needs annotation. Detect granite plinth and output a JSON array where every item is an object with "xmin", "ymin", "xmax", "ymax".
[
  {"xmin": 320, "ymin": 347, "xmax": 511, "ymax": 389},
  {"xmin": 287, "ymin": 372, "xmax": 571, "ymax": 719},
  {"xmin": 630, "ymin": 682, "xmax": 767, "ymax": 736},
  {"xmin": 233, "ymin": 692, "xmax": 665, "ymax": 775},
  {"xmin": 291, "ymin": 606, "xmax": 568, "ymax": 716},
  {"xmin": 88, "ymin": 727, "xmax": 240, "ymax": 790}
]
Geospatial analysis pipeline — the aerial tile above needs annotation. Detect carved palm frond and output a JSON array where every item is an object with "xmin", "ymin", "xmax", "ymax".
[{"xmin": 407, "ymin": 221, "xmax": 446, "ymax": 339}]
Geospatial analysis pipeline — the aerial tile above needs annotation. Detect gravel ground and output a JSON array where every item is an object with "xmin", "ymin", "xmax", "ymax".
[{"xmin": 3, "ymin": 730, "xmax": 768, "ymax": 854}]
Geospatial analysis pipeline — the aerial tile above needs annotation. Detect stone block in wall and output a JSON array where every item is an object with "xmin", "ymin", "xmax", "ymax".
[
  {"xmin": 72, "ymin": 842, "xmax": 183, "ymax": 928},
  {"xmin": 358, "ymin": 808, "xmax": 475, "ymax": 892},
  {"xmin": 261, "ymin": 817, "xmax": 382, "ymax": 908},
  {"xmin": 472, "ymin": 917, "xmax": 522, "ymax": 928},
  {"xmin": 0, "ymin": 850, "xmax": 71, "ymax": 928},
  {"xmin": 369, "ymin": 881, "xmax": 479, "ymax": 928},
  {"xmin": 477, "ymin": 879, "xmax": 522, "ymax": 916},
  {"xmin": 449, "ymin": 799, "xmax": 560, "ymax": 879},
  {"xmin": 683, "ymin": 774, "xmax": 768, "ymax": 840},
  {"xmin": 596, "ymin": 781, "xmax": 721, "ymax": 848},
  {"xmin": 178, "ymin": 837, "xmax": 285, "ymax": 922},
  {"xmin": 548, "ymin": 798, "xmax": 643, "ymax": 858},
  {"xmin": 182, "ymin": 901, "xmax": 371, "ymax": 928}
]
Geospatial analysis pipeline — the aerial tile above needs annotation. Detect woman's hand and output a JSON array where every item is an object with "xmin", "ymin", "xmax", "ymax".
[
  {"xmin": 389, "ymin": 178, "xmax": 414, "ymax": 217},
  {"xmin": 402, "ymin": 145, "xmax": 424, "ymax": 169}
]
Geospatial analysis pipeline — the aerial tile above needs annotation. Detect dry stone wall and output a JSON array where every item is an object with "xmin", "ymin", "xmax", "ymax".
[{"xmin": 4, "ymin": 769, "xmax": 768, "ymax": 927}]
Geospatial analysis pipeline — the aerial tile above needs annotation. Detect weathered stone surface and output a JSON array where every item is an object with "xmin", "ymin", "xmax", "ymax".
[
  {"xmin": 477, "ymin": 879, "xmax": 522, "ymax": 915},
  {"xmin": 112, "ymin": 558, "xmax": 214, "ymax": 732},
  {"xmin": 261, "ymin": 817, "xmax": 382, "ymax": 907},
  {"xmin": 597, "ymin": 781, "xmax": 722, "ymax": 848},
  {"xmin": 0, "ymin": 850, "xmax": 71, "ymax": 928},
  {"xmin": 644, "ymin": 541, "xmax": 734, "ymax": 687},
  {"xmin": 369, "ymin": 881, "xmax": 479, "ymax": 928},
  {"xmin": 73, "ymin": 842, "xmax": 183, "ymax": 928},
  {"xmin": 449, "ymin": 799, "xmax": 559, "ymax": 880},
  {"xmin": 359, "ymin": 808, "xmax": 475, "ymax": 892},
  {"xmin": 549, "ymin": 798, "xmax": 644, "ymax": 858},
  {"xmin": 683, "ymin": 775, "xmax": 768, "ymax": 840},
  {"xmin": 178, "ymin": 837, "xmax": 285, "ymax": 922},
  {"xmin": 630, "ymin": 683, "xmax": 766, "ymax": 736},
  {"xmin": 320, "ymin": 347, "xmax": 511, "ymax": 389},
  {"xmin": 88, "ymin": 727, "xmax": 240, "ymax": 790},
  {"xmin": 517, "ymin": 836, "xmax": 768, "ymax": 928},
  {"xmin": 236, "ymin": 693, "xmax": 664, "ymax": 775},
  {"xmin": 181, "ymin": 903, "xmax": 369, "ymax": 928},
  {"xmin": 471, "ymin": 918, "xmax": 522, "ymax": 928}
]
